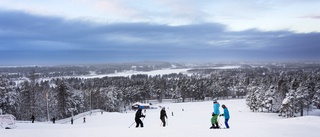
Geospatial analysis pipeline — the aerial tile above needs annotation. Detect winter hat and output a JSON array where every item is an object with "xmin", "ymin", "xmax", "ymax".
[{"xmin": 222, "ymin": 104, "xmax": 226, "ymax": 108}]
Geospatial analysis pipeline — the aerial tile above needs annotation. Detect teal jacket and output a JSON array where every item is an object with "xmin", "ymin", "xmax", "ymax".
[
  {"xmin": 222, "ymin": 108, "xmax": 230, "ymax": 119},
  {"xmin": 213, "ymin": 103, "xmax": 220, "ymax": 114}
]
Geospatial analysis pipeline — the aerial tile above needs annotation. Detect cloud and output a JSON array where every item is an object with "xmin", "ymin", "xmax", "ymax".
[
  {"xmin": 92, "ymin": 0, "xmax": 142, "ymax": 20},
  {"xmin": 1, "ymin": 0, "xmax": 320, "ymax": 33},
  {"xmin": 300, "ymin": 15, "xmax": 320, "ymax": 19},
  {"xmin": 0, "ymin": 9, "xmax": 320, "ymax": 65}
]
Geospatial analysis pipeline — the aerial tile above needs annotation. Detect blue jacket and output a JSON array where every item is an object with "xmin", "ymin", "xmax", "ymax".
[
  {"xmin": 213, "ymin": 103, "xmax": 220, "ymax": 114},
  {"xmin": 223, "ymin": 108, "xmax": 230, "ymax": 119}
]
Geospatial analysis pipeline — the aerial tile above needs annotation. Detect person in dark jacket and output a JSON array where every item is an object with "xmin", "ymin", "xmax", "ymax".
[
  {"xmin": 160, "ymin": 107, "xmax": 168, "ymax": 127},
  {"xmin": 31, "ymin": 115, "xmax": 35, "ymax": 123},
  {"xmin": 71, "ymin": 118, "xmax": 73, "ymax": 125},
  {"xmin": 52, "ymin": 117, "xmax": 56, "ymax": 124},
  {"xmin": 135, "ymin": 107, "xmax": 145, "ymax": 128}
]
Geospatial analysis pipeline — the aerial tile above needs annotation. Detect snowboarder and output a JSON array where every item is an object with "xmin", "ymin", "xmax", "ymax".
[
  {"xmin": 83, "ymin": 117, "xmax": 86, "ymax": 123},
  {"xmin": 220, "ymin": 104, "xmax": 230, "ymax": 128},
  {"xmin": 210, "ymin": 112, "xmax": 220, "ymax": 129},
  {"xmin": 135, "ymin": 106, "xmax": 146, "ymax": 128},
  {"xmin": 160, "ymin": 107, "xmax": 168, "ymax": 127},
  {"xmin": 52, "ymin": 117, "xmax": 56, "ymax": 124},
  {"xmin": 31, "ymin": 115, "xmax": 35, "ymax": 123},
  {"xmin": 71, "ymin": 118, "xmax": 73, "ymax": 125},
  {"xmin": 213, "ymin": 100, "xmax": 220, "ymax": 127}
]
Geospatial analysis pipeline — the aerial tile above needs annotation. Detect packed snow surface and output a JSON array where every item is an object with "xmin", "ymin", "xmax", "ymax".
[{"xmin": 1, "ymin": 99, "xmax": 319, "ymax": 137}]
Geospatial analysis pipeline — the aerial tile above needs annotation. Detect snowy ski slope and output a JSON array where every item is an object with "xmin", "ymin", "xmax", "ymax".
[{"xmin": 1, "ymin": 99, "xmax": 320, "ymax": 137}]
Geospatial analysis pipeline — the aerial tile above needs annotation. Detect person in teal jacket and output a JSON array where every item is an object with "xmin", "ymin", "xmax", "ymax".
[
  {"xmin": 213, "ymin": 100, "xmax": 220, "ymax": 115},
  {"xmin": 212, "ymin": 100, "xmax": 220, "ymax": 128},
  {"xmin": 220, "ymin": 104, "xmax": 230, "ymax": 128},
  {"xmin": 210, "ymin": 112, "xmax": 219, "ymax": 129}
]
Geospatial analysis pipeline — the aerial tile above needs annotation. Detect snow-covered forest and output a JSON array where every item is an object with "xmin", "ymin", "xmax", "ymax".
[{"xmin": 1, "ymin": 62, "xmax": 319, "ymax": 121}]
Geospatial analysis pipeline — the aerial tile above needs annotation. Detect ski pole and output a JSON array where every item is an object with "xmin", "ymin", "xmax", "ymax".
[
  {"xmin": 218, "ymin": 115, "xmax": 223, "ymax": 128},
  {"xmin": 128, "ymin": 121, "xmax": 136, "ymax": 128},
  {"xmin": 142, "ymin": 117, "xmax": 145, "ymax": 121},
  {"xmin": 166, "ymin": 118, "xmax": 168, "ymax": 126}
]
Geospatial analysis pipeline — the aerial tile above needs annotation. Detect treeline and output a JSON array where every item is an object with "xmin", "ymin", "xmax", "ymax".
[
  {"xmin": 0, "ymin": 61, "xmax": 178, "ymax": 78},
  {"xmin": 1, "ymin": 64, "xmax": 320, "ymax": 122},
  {"xmin": 246, "ymin": 67, "xmax": 320, "ymax": 117},
  {"xmin": 0, "ymin": 69, "xmax": 247, "ymax": 121}
]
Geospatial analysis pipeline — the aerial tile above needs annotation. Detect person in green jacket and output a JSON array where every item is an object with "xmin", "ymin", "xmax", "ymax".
[{"xmin": 210, "ymin": 112, "xmax": 220, "ymax": 129}]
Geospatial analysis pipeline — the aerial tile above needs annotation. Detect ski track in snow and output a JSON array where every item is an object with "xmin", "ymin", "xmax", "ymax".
[{"xmin": 1, "ymin": 99, "xmax": 319, "ymax": 137}]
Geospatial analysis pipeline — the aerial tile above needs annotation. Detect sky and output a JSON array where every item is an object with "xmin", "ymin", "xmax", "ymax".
[{"xmin": 0, "ymin": 0, "xmax": 320, "ymax": 66}]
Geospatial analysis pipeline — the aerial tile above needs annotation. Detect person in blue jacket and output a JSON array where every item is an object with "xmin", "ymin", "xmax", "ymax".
[
  {"xmin": 213, "ymin": 100, "xmax": 220, "ymax": 128},
  {"xmin": 220, "ymin": 104, "xmax": 230, "ymax": 128},
  {"xmin": 213, "ymin": 100, "xmax": 220, "ymax": 115}
]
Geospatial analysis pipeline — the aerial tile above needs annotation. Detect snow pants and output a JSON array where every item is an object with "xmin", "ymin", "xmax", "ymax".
[
  {"xmin": 224, "ymin": 118, "xmax": 230, "ymax": 128},
  {"xmin": 161, "ymin": 117, "xmax": 166, "ymax": 127},
  {"xmin": 135, "ymin": 118, "xmax": 143, "ymax": 127}
]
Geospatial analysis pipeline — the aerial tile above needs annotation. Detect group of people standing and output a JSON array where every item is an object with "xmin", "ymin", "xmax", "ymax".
[
  {"xmin": 211, "ymin": 100, "xmax": 230, "ymax": 129},
  {"xmin": 134, "ymin": 100, "xmax": 230, "ymax": 129}
]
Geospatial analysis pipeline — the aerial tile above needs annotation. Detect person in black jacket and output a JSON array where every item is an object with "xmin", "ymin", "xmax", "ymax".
[
  {"xmin": 160, "ymin": 107, "xmax": 168, "ymax": 127},
  {"xmin": 135, "ymin": 107, "xmax": 145, "ymax": 128},
  {"xmin": 31, "ymin": 115, "xmax": 35, "ymax": 123}
]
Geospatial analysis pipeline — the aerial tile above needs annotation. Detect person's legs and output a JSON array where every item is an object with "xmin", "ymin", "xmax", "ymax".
[
  {"xmin": 214, "ymin": 117, "xmax": 219, "ymax": 128},
  {"xmin": 135, "ymin": 119, "xmax": 140, "ymax": 127},
  {"xmin": 161, "ymin": 118, "xmax": 166, "ymax": 127},
  {"xmin": 140, "ymin": 120, "xmax": 144, "ymax": 127},
  {"xmin": 225, "ymin": 118, "xmax": 230, "ymax": 128},
  {"xmin": 215, "ymin": 122, "xmax": 220, "ymax": 128}
]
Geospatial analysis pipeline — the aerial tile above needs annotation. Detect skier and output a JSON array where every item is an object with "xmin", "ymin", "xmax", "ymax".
[
  {"xmin": 210, "ymin": 112, "xmax": 219, "ymax": 129},
  {"xmin": 31, "ymin": 115, "xmax": 35, "ymax": 123},
  {"xmin": 160, "ymin": 107, "xmax": 168, "ymax": 127},
  {"xmin": 135, "ymin": 106, "xmax": 146, "ymax": 128},
  {"xmin": 220, "ymin": 104, "xmax": 230, "ymax": 128},
  {"xmin": 52, "ymin": 117, "xmax": 56, "ymax": 124},
  {"xmin": 83, "ymin": 117, "xmax": 86, "ymax": 123},
  {"xmin": 71, "ymin": 118, "xmax": 74, "ymax": 125}
]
